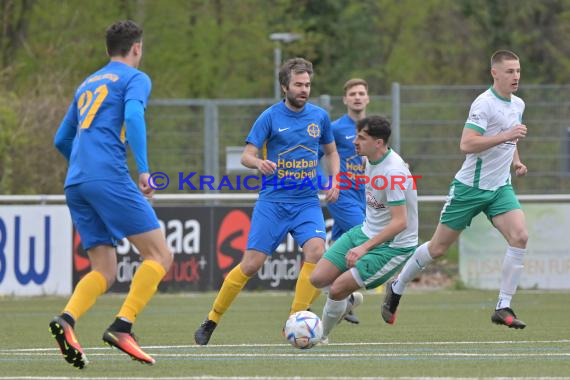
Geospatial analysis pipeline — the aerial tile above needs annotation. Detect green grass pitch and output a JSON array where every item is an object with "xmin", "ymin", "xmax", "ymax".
[{"xmin": 1, "ymin": 290, "xmax": 569, "ymax": 378}]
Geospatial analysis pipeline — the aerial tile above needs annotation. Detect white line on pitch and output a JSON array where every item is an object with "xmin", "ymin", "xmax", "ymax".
[
  {"xmin": 1, "ymin": 339, "xmax": 569, "ymax": 353},
  {"xmin": 1, "ymin": 352, "xmax": 570, "ymax": 358},
  {"xmin": 0, "ymin": 377, "xmax": 570, "ymax": 380}
]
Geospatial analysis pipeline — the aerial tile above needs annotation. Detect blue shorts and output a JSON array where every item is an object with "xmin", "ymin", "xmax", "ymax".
[
  {"xmin": 65, "ymin": 179, "xmax": 160, "ymax": 250},
  {"xmin": 247, "ymin": 200, "xmax": 326, "ymax": 255},
  {"xmin": 327, "ymin": 193, "xmax": 365, "ymax": 241}
]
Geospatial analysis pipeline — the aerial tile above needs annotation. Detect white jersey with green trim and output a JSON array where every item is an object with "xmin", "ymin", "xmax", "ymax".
[
  {"xmin": 455, "ymin": 87, "xmax": 525, "ymax": 190},
  {"xmin": 361, "ymin": 149, "xmax": 418, "ymax": 248}
]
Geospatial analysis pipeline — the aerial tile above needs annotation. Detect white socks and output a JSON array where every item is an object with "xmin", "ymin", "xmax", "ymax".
[
  {"xmin": 392, "ymin": 242, "xmax": 434, "ymax": 295},
  {"xmin": 321, "ymin": 297, "xmax": 347, "ymax": 338},
  {"xmin": 497, "ymin": 246, "xmax": 526, "ymax": 309}
]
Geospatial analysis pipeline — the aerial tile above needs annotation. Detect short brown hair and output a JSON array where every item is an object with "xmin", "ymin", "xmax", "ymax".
[
  {"xmin": 279, "ymin": 58, "xmax": 313, "ymax": 88},
  {"xmin": 491, "ymin": 50, "xmax": 519, "ymax": 66},
  {"xmin": 106, "ymin": 20, "xmax": 143, "ymax": 57},
  {"xmin": 343, "ymin": 78, "xmax": 368, "ymax": 95}
]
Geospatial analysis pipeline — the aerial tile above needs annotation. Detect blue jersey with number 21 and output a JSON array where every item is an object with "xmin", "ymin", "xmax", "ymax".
[{"xmin": 64, "ymin": 61, "xmax": 151, "ymax": 187}]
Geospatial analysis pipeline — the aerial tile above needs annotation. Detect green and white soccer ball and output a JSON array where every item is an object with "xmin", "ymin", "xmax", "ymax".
[{"xmin": 284, "ymin": 310, "xmax": 323, "ymax": 349}]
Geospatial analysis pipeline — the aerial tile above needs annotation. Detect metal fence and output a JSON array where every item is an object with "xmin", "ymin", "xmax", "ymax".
[
  {"xmin": 145, "ymin": 94, "xmax": 391, "ymax": 194},
  {"xmin": 147, "ymin": 84, "xmax": 570, "ymax": 197},
  {"xmin": 398, "ymin": 84, "xmax": 570, "ymax": 195}
]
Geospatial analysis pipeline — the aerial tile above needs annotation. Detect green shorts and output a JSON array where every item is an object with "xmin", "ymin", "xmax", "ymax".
[
  {"xmin": 323, "ymin": 225, "xmax": 416, "ymax": 290},
  {"xmin": 440, "ymin": 179, "xmax": 521, "ymax": 231}
]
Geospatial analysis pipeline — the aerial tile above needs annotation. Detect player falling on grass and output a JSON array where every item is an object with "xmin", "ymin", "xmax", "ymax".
[
  {"xmin": 194, "ymin": 58, "xmax": 340, "ymax": 345},
  {"xmin": 311, "ymin": 115, "xmax": 419, "ymax": 343},
  {"xmin": 50, "ymin": 20, "xmax": 172, "ymax": 368},
  {"xmin": 382, "ymin": 50, "xmax": 529, "ymax": 329},
  {"xmin": 319, "ymin": 79, "xmax": 370, "ymax": 324}
]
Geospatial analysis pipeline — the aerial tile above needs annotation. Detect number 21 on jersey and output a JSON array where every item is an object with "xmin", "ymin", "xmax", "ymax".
[{"xmin": 77, "ymin": 84, "xmax": 108, "ymax": 129}]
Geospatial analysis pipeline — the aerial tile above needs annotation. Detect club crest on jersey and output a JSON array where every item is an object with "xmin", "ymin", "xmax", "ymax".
[
  {"xmin": 366, "ymin": 191, "xmax": 385, "ymax": 209},
  {"xmin": 307, "ymin": 123, "xmax": 320, "ymax": 138}
]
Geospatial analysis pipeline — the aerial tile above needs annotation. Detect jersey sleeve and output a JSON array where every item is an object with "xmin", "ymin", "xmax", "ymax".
[
  {"xmin": 124, "ymin": 99, "xmax": 149, "ymax": 174},
  {"xmin": 318, "ymin": 146, "xmax": 325, "ymax": 160},
  {"xmin": 245, "ymin": 110, "xmax": 271, "ymax": 148},
  {"xmin": 319, "ymin": 113, "xmax": 334, "ymax": 145},
  {"xmin": 54, "ymin": 101, "xmax": 78, "ymax": 161},
  {"xmin": 125, "ymin": 72, "xmax": 152, "ymax": 108},
  {"xmin": 464, "ymin": 97, "xmax": 489, "ymax": 134},
  {"xmin": 385, "ymin": 169, "xmax": 408, "ymax": 206},
  {"xmin": 516, "ymin": 98, "xmax": 526, "ymax": 123}
]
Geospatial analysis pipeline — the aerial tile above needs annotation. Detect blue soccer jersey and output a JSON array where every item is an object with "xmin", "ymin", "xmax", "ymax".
[
  {"xmin": 64, "ymin": 61, "xmax": 151, "ymax": 187},
  {"xmin": 330, "ymin": 114, "xmax": 365, "ymax": 203},
  {"xmin": 319, "ymin": 114, "xmax": 365, "ymax": 202},
  {"xmin": 317, "ymin": 114, "xmax": 366, "ymax": 240},
  {"xmin": 246, "ymin": 101, "xmax": 333, "ymax": 203}
]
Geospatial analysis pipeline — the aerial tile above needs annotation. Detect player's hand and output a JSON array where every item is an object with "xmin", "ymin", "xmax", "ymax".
[
  {"xmin": 257, "ymin": 160, "xmax": 277, "ymax": 175},
  {"xmin": 346, "ymin": 245, "xmax": 367, "ymax": 268},
  {"xmin": 513, "ymin": 161, "xmax": 528, "ymax": 176},
  {"xmin": 503, "ymin": 124, "xmax": 527, "ymax": 143},
  {"xmin": 139, "ymin": 173, "xmax": 155, "ymax": 199},
  {"xmin": 325, "ymin": 179, "xmax": 340, "ymax": 203}
]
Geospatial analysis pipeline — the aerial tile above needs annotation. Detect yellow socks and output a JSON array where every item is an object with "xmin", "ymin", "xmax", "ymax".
[
  {"xmin": 310, "ymin": 287, "xmax": 322, "ymax": 305},
  {"xmin": 64, "ymin": 270, "xmax": 107, "ymax": 320},
  {"xmin": 118, "ymin": 260, "xmax": 166, "ymax": 323},
  {"xmin": 290, "ymin": 261, "xmax": 319, "ymax": 314},
  {"xmin": 208, "ymin": 264, "xmax": 250, "ymax": 323}
]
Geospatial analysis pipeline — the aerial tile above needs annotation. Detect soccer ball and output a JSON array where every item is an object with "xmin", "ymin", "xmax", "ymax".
[{"xmin": 284, "ymin": 310, "xmax": 323, "ymax": 349}]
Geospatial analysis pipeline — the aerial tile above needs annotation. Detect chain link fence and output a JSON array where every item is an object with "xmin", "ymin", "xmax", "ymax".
[
  {"xmin": 146, "ymin": 84, "xmax": 569, "ymax": 195},
  {"xmin": 399, "ymin": 84, "xmax": 570, "ymax": 195},
  {"xmin": 145, "ymin": 85, "xmax": 569, "ymax": 240}
]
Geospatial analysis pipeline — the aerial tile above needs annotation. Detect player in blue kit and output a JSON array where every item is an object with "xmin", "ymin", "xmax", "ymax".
[
  {"xmin": 195, "ymin": 58, "xmax": 340, "ymax": 345},
  {"xmin": 49, "ymin": 20, "xmax": 172, "ymax": 368},
  {"xmin": 320, "ymin": 79, "xmax": 370, "ymax": 324},
  {"xmin": 326, "ymin": 79, "xmax": 369, "ymax": 242}
]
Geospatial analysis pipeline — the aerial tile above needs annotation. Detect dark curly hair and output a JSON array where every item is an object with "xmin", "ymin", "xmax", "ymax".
[
  {"xmin": 106, "ymin": 20, "xmax": 143, "ymax": 57},
  {"xmin": 357, "ymin": 116, "xmax": 391, "ymax": 143}
]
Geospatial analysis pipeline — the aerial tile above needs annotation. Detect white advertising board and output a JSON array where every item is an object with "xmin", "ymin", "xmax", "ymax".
[
  {"xmin": 460, "ymin": 203, "xmax": 570, "ymax": 289},
  {"xmin": 0, "ymin": 205, "xmax": 72, "ymax": 295}
]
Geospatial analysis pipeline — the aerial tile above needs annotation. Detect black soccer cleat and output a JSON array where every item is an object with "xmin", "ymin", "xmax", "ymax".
[
  {"xmin": 381, "ymin": 280, "xmax": 401, "ymax": 325},
  {"xmin": 194, "ymin": 319, "xmax": 217, "ymax": 345},
  {"xmin": 49, "ymin": 316, "xmax": 88, "ymax": 369},
  {"xmin": 491, "ymin": 307, "xmax": 527, "ymax": 329}
]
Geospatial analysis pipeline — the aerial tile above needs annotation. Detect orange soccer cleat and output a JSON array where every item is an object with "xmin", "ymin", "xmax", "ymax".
[
  {"xmin": 102, "ymin": 329, "xmax": 156, "ymax": 365},
  {"xmin": 49, "ymin": 315, "xmax": 89, "ymax": 369}
]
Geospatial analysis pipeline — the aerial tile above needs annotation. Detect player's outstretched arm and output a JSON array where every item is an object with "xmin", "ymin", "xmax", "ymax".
[
  {"xmin": 138, "ymin": 173, "xmax": 154, "ymax": 199},
  {"xmin": 345, "ymin": 205, "xmax": 408, "ymax": 268},
  {"xmin": 124, "ymin": 99, "xmax": 153, "ymax": 198},
  {"xmin": 459, "ymin": 125, "xmax": 527, "ymax": 154},
  {"xmin": 54, "ymin": 102, "xmax": 78, "ymax": 161},
  {"xmin": 240, "ymin": 143, "xmax": 276, "ymax": 175},
  {"xmin": 512, "ymin": 148, "xmax": 528, "ymax": 176},
  {"xmin": 125, "ymin": 99, "xmax": 149, "ymax": 174}
]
